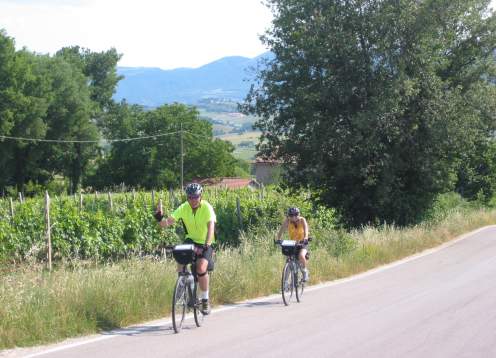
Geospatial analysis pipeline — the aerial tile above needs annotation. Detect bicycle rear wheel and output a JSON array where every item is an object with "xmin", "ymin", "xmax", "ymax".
[
  {"xmin": 193, "ymin": 282, "xmax": 204, "ymax": 327},
  {"xmin": 295, "ymin": 263, "xmax": 305, "ymax": 302},
  {"xmin": 281, "ymin": 261, "xmax": 295, "ymax": 306},
  {"xmin": 172, "ymin": 276, "xmax": 188, "ymax": 333}
]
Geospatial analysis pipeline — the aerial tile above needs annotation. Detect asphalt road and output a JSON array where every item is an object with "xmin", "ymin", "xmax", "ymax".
[{"xmin": 5, "ymin": 226, "xmax": 496, "ymax": 358}]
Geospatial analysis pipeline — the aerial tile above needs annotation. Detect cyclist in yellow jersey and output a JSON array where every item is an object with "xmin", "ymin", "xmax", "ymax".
[
  {"xmin": 155, "ymin": 183, "xmax": 216, "ymax": 314},
  {"xmin": 276, "ymin": 207, "xmax": 310, "ymax": 281}
]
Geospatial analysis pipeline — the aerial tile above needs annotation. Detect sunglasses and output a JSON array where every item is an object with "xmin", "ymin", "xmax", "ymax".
[{"xmin": 188, "ymin": 195, "xmax": 201, "ymax": 200}]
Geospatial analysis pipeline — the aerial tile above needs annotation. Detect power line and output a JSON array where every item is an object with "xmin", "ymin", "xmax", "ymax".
[{"xmin": 0, "ymin": 131, "xmax": 182, "ymax": 143}]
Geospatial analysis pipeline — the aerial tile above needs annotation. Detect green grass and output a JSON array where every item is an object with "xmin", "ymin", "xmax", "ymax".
[
  {"xmin": 217, "ymin": 131, "xmax": 260, "ymax": 160},
  {"xmin": 232, "ymin": 147, "xmax": 258, "ymax": 161},
  {"xmin": 199, "ymin": 110, "xmax": 258, "ymax": 126},
  {"xmin": 218, "ymin": 131, "xmax": 260, "ymax": 144},
  {"xmin": 1, "ymin": 207, "xmax": 495, "ymax": 349}
]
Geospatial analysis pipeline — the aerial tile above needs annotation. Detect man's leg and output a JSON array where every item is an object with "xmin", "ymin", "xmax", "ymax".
[
  {"xmin": 197, "ymin": 258, "xmax": 209, "ymax": 292},
  {"xmin": 197, "ymin": 257, "xmax": 210, "ymax": 314}
]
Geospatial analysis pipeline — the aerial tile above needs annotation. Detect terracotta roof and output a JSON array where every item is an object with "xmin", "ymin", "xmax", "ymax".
[
  {"xmin": 251, "ymin": 158, "xmax": 283, "ymax": 164},
  {"xmin": 190, "ymin": 177, "xmax": 260, "ymax": 189}
]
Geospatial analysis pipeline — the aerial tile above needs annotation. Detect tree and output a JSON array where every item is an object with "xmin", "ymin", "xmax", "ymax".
[
  {"xmin": 243, "ymin": 0, "xmax": 496, "ymax": 226},
  {"xmin": 0, "ymin": 33, "xmax": 122, "ymax": 194},
  {"xmin": 0, "ymin": 31, "xmax": 51, "ymax": 192},
  {"xmin": 55, "ymin": 46, "xmax": 122, "ymax": 112},
  {"xmin": 87, "ymin": 103, "xmax": 239, "ymax": 189},
  {"xmin": 32, "ymin": 55, "xmax": 98, "ymax": 193}
]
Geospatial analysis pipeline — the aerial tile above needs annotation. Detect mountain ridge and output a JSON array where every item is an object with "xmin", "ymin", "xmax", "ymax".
[{"xmin": 114, "ymin": 52, "xmax": 273, "ymax": 107}]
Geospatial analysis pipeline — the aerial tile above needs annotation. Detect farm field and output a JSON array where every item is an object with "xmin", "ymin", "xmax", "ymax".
[{"xmin": 217, "ymin": 131, "xmax": 260, "ymax": 160}]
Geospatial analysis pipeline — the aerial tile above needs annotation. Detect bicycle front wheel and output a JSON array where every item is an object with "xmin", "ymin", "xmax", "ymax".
[
  {"xmin": 281, "ymin": 262, "xmax": 295, "ymax": 306},
  {"xmin": 172, "ymin": 276, "xmax": 188, "ymax": 333},
  {"xmin": 193, "ymin": 282, "xmax": 204, "ymax": 327}
]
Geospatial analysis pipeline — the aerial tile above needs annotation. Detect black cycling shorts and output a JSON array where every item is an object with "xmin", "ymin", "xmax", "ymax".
[{"xmin": 184, "ymin": 239, "xmax": 215, "ymax": 272}]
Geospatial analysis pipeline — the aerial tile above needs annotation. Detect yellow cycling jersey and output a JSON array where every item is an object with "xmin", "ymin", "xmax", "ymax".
[
  {"xmin": 288, "ymin": 218, "xmax": 305, "ymax": 242},
  {"xmin": 171, "ymin": 200, "xmax": 216, "ymax": 244}
]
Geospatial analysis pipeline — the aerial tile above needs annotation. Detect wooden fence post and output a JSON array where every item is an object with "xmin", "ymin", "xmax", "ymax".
[
  {"xmin": 132, "ymin": 189, "xmax": 136, "ymax": 202},
  {"xmin": 9, "ymin": 197, "xmax": 14, "ymax": 218},
  {"xmin": 169, "ymin": 186, "xmax": 178, "ymax": 207},
  {"xmin": 236, "ymin": 197, "xmax": 243, "ymax": 231},
  {"xmin": 45, "ymin": 191, "xmax": 52, "ymax": 272},
  {"xmin": 94, "ymin": 191, "xmax": 98, "ymax": 210},
  {"xmin": 18, "ymin": 192, "xmax": 23, "ymax": 203},
  {"xmin": 108, "ymin": 192, "xmax": 113, "ymax": 211},
  {"xmin": 151, "ymin": 190, "xmax": 155, "ymax": 210},
  {"xmin": 79, "ymin": 190, "xmax": 83, "ymax": 211}
]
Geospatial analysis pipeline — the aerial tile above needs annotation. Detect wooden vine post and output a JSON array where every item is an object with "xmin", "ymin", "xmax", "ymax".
[{"xmin": 45, "ymin": 191, "xmax": 52, "ymax": 271}]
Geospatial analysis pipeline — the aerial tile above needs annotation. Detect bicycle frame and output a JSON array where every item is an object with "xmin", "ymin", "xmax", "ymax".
[
  {"xmin": 168, "ymin": 245, "xmax": 205, "ymax": 333},
  {"xmin": 277, "ymin": 240, "xmax": 306, "ymax": 305}
]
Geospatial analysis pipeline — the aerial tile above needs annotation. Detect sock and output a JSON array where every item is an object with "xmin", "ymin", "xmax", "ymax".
[{"xmin": 201, "ymin": 290, "xmax": 209, "ymax": 300}]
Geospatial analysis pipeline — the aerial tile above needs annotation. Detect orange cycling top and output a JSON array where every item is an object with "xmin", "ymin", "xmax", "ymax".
[{"xmin": 288, "ymin": 218, "xmax": 306, "ymax": 242}]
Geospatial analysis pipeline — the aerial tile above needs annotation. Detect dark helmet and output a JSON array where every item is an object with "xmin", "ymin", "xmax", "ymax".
[
  {"xmin": 287, "ymin": 207, "xmax": 300, "ymax": 217},
  {"xmin": 185, "ymin": 182, "xmax": 203, "ymax": 196}
]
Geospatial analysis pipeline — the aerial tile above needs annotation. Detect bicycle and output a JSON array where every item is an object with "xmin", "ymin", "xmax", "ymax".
[
  {"xmin": 166, "ymin": 243, "xmax": 206, "ymax": 333},
  {"xmin": 275, "ymin": 238, "xmax": 311, "ymax": 306}
]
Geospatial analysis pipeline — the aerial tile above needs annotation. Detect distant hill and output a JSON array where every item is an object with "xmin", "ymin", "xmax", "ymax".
[{"xmin": 114, "ymin": 52, "xmax": 273, "ymax": 107}]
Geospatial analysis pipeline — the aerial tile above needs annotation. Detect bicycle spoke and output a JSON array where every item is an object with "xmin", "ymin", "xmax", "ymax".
[
  {"xmin": 172, "ymin": 277, "xmax": 187, "ymax": 333},
  {"xmin": 193, "ymin": 282, "xmax": 205, "ymax": 327},
  {"xmin": 281, "ymin": 262, "xmax": 294, "ymax": 306}
]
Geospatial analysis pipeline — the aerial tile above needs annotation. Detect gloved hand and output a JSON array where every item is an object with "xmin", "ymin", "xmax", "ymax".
[{"xmin": 154, "ymin": 210, "xmax": 164, "ymax": 222}]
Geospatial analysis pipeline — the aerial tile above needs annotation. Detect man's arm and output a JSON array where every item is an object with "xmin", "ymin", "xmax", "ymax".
[
  {"xmin": 205, "ymin": 220, "xmax": 215, "ymax": 246},
  {"xmin": 159, "ymin": 216, "xmax": 176, "ymax": 228},
  {"xmin": 156, "ymin": 202, "xmax": 182, "ymax": 228}
]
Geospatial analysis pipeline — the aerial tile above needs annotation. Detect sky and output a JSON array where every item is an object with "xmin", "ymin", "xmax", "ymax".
[
  {"xmin": 0, "ymin": 0, "xmax": 273, "ymax": 69},
  {"xmin": 1, "ymin": 0, "xmax": 495, "ymax": 70}
]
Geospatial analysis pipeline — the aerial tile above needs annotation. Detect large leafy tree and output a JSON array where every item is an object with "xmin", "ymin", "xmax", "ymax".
[
  {"xmin": 244, "ymin": 0, "xmax": 496, "ymax": 226},
  {"xmin": 55, "ymin": 46, "xmax": 122, "ymax": 112},
  {"xmin": 0, "ymin": 31, "xmax": 51, "ymax": 191},
  {"xmin": 0, "ymin": 33, "xmax": 117, "ymax": 193},
  {"xmin": 39, "ymin": 56, "xmax": 97, "ymax": 193}
]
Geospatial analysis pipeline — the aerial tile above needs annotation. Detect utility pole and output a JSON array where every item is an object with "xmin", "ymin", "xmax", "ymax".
[{"xmin": 180, "ymin": 122, "xmax": 184, "ymax": 189}]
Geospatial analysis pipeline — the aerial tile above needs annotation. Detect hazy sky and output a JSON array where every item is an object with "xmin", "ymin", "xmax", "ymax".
[
  {"xmin": 0, "ymin": 0, "xmax": 273, "ymax": 69},
  {"xmin": 1, "ymin": 0, "xmax": 495, "ymax": 70}
]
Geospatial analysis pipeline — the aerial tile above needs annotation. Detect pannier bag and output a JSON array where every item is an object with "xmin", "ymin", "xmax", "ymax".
[
  {"xmin": 281, "ymin": 240, "xmax": 297, "ymax": 256},
  {"xmin": 172, "ymin": 244, "xmax": 195, "ymax": 265}
]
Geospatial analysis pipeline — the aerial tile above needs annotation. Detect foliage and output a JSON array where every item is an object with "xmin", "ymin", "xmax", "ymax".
[
  {"xmin": 2, "ymin": 201, "xmax": 496, "ymax": 349},
  {"xmin": 456, "ymin": 137, "xmax": 496, "ymax": 202},
  {"xmin": 243, "ymin": 0, "xmax": 496, "ymax": 227},
  {"xmin": 86, "ymin": 102, "xmax": 241, "ymax": 189},
  {"xmin": 0, "ymin": 33, "xmax": 122, "ymax": 193},
  {"xmin": 0, "ymin": 187, "xmax": 337, "ymax": 262}
]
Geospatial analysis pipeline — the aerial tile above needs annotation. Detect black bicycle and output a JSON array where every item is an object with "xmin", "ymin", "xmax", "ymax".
[
  {"xmin": 275, "ymin": 239, "xmax": 310, "ymax": 306},
  {"xmin": 167, "ymin": 244, "xmax": 206, "ymax": 333}
]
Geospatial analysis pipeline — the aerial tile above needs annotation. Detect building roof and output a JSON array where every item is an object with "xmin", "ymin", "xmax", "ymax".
[
  {"xmin": 190, "ymin": 177, "xmax": 260, "ymax": 189},
  {"xmin": 251, "ymin": 158, "xmax": 283, "ymax": 165}
]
